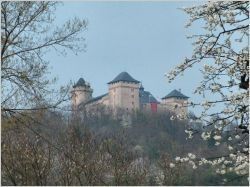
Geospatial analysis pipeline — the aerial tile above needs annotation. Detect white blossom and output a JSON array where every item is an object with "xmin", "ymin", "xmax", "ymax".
[
  {"xmin": 175, "ymin": 157, "xmax": 181, "ymax": 162},
  {"xmin": 169, "ymin": 163, "xmax": 175, "ymax": 168},
  {"xmin": 188, "ymin": 153, "xmax": 196, "ymax": 159},
  {"xmin": 243, "ymin": 148, "xmax": 249, "ymax": 152},
  {"xmin": 220, "ymin": 170, "xmax": 226, "ymax": 175},
  {"xmin": 166, "ymin": 1, "xmax": 249, "ymax": 176},
  {"xmin": 228, "ymin": 145, "xmax": 233, "ymax": 151},
  {"xmin": 235, "ymin": 135, "xmax": 240, "ymax": 139},
  {"xmin": 215, "ymin": 142, "xmax": 220, "ymax": 146},
  {"xmin": 229, "ymin": 154, "xmax": 236, "ymax": 159},
  {"xmin": 201, "ymin": 132, "xmax": 211, "ymax": 140},
  {"xmin": 185, "ymin": 130, "xmax": 193, "ymax": 139},
  {"xmin": 213, "ymin": 135, "xmax": 222, "ymax": 141}
]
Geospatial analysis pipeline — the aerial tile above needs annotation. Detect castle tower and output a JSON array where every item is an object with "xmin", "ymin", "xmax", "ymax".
[
  {"xmin": 161, "ymin": 89, "xmax": 189, "ymax": 113},
  {"xmin": 71, "ymin": 78, "xmax": 93, "ymax": 109},
  {"xmin": 108, "ymin": 72, "xmax": 140, "ymax": 111}
]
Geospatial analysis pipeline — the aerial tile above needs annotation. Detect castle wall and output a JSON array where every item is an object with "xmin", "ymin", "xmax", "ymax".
[
  {"xmin": 89, "ymin": 95, "xmax": 109, "ymax": 107},
  {"xmin": 83, "ymin": 94, "xmax": 110, "ymax": 114},
  {"xmin": 108, "ymin": 82, "xmax": 140, "ymax": 111},
  {"xmin": 160, "ymin": 98, "xmax": 188, "ymax": 114}
]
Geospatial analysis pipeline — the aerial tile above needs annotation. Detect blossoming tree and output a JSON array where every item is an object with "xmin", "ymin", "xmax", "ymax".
[{"xmin": 166, "ymin": 1, "xmax": 249, "ymax": 179}]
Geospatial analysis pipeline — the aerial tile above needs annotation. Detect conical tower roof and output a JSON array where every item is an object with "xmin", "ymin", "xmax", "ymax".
[
  {"xmin": 108, "ymin": 72, "xmax": 140, "ymax": 84},
  {"xmin": 73, "ymin": 78, "xmax": 86, "ymax": 88},
  {"xmin": 162, "ymin": 89, "xmax": 189, "ymax": 99},
  {"xmin": 139, "ymin": 83, "xmax": 144, "ymax": 91}
]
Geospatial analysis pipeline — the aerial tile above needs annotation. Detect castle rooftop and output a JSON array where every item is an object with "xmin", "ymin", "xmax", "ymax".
[
  {"xmin": 73, "ymin": 78, "xmax": 86, "ymax": 88},
  {"xmin": 140, "ymin": 89, "xmax": 159, "ymax": 104},
  {"xmin": 162, "ymin": 89, "xmax": 189, "ymax": 99},
  {"xmin": 108, "ymin": 72, "xmax": 140, "ymax": 84}
]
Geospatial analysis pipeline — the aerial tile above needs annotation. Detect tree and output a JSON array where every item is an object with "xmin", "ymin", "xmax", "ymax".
[
  {"xmin": 1, "ymin": 125, "xmax": 54, "ymax": 185},
  {"xmin": 166, "ymin": 1, "xmax": 249, "ymax": 179},
  {"xmin": 1, "ymin": 1, "xmax": 87, "ymax": 117},
  {"xmin": 1, "ymin": 3, "xmax": 88, "ymax": 183},
  {"xmin": 2, "ymin": 106, "xmax": 248, "ymax": 185}
]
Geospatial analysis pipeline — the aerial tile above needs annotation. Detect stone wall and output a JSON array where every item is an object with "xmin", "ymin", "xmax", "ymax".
[
  {"xmin": 159, "ymin": 98, "xmax": 188, "ymax": 114},
  {"xmin": 108, "ymin": 82, "xmax": 140, "ymax": 111}
]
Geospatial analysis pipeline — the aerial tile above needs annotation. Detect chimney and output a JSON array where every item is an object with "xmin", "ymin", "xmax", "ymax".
[{"xmin": 179, "ymin": 89, "xmax": 181, "ymax": 92}]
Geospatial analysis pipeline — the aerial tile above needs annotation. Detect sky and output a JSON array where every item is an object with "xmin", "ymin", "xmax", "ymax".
[{"xmin": 45, "ymin": 1, "xmax": 207, "ymax": 113}]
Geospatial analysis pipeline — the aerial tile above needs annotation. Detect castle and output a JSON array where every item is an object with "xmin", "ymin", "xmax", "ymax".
[{"xmin": 71, "ymin": 72, "xmax": 189, "ymax": 114}]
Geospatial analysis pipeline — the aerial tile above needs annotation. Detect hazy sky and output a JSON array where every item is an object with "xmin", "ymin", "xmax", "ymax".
[{"xmin": 45, "ymin": 1, "xmax": 207, "ymax": 113}]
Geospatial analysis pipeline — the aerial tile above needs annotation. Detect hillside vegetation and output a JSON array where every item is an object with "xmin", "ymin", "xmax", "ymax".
[{"xmin": 1, "ymin": 108, "xmax": 248, "ymax": 185}]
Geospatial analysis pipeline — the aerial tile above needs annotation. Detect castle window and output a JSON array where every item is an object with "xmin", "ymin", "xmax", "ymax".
[
  {"xmin": 132, "ymin": 101, "xmax": 134, "ymax": 105},
  {"xmin": 131, "ymin": 88, "xmax": 134, "ymax": 92},
  {"xmin": 131, "ymin": 95, "xmax": 134, "ymax": 98}
]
